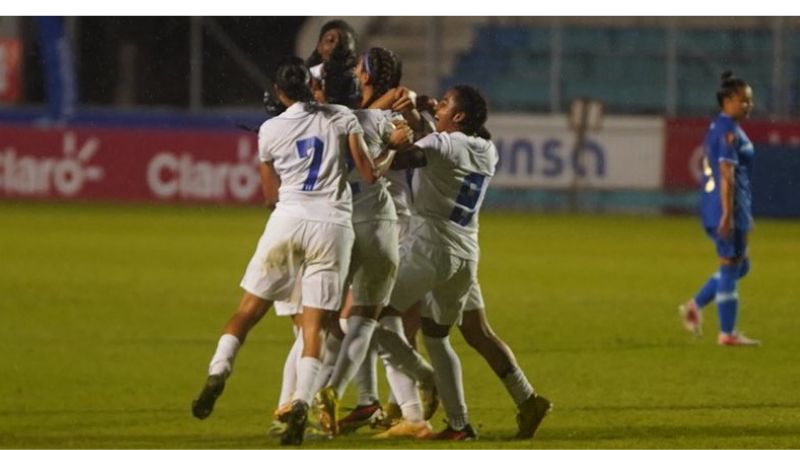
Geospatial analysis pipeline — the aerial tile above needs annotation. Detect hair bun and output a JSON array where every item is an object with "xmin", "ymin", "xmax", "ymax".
[{"xmin": 721, "ymin": 70, "xmax": 735, "ymax": 82}]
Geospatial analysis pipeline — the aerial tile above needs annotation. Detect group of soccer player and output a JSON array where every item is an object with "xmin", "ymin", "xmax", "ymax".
[{"xmin": 190, "ymin": 19, "xmax": 761, "ymax": 447}]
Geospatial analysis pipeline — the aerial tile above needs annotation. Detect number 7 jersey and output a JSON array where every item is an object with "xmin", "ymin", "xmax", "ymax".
[
  {"xmin": 258, "ymin": 102, "xmax": 363, "ymax": 226},
  {"xmin": 411, "ymin": 131, "xmax": 498, "ymax": 261}
]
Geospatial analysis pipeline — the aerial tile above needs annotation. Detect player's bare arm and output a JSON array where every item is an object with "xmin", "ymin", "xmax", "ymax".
[
  {"xmin": 348, "ymin": 132, "xmax": 378, "ymax": 184},
  {"xmin": 259, "ymin": 161, "xmax": 280, "ymax": 209}
]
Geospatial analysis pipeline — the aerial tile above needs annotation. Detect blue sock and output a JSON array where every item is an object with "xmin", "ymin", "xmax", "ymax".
[
  {"xmin": 694, "ymin": 272, "xmax": 719, "ymax": 308},
  {"xmin": 695, "ymin": 259, "xmax": 749, "ymax": 309},
  {"xmin": 716, "ymin": 264, "xmax": 739, "ymax": 334}
]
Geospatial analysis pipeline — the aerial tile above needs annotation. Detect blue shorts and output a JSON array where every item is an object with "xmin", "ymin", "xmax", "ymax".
[{"xmin": 705, "ymin": 227, "xmax": 748, "ymax": 259}]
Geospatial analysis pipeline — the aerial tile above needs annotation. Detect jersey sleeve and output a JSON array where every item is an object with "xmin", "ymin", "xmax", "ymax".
[
  {"xmin": 257, "ymin": 121, "xmax": 274, "ymax": 163},
  {"xmin": 415, "ymin": 132, "xmax": 451, "ymax": 160},
  {"xmin": 716, "ymin": 121, "xmax": 739, "ymax": 166},
  {"xmin": 337, "ymin": 108, "xmax": 364, "ymax": 136}
]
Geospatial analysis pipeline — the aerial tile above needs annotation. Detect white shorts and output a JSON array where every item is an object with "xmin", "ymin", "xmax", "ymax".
[
  {"xmin": 240, "ymin": 213, "xmax": 354, "ymax": 312},
  {"xmin": 348, "ymin": 220, "xmax": 399, "ymax": 307},
  {"xmin": 462, "ymin": 281, "xmax": 485, "ymax": 312},
  {"xmin": 273, "ymin": 272, "xmax": 304, "ymax": 317},
  {"xmin": 389, "ymin": 232, "xmax": 477, "ymax": 326}
]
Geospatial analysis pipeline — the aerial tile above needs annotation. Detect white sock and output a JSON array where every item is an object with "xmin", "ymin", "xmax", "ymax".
[
  {"xmin": 377, "ymin": 317, "xmax": 424, "ymax": 421},
  {"xmin": 329, "ymin": 316, "xmax": 378, "ymax": 398},
  {"xmin": 310, "ymin": 333, "xmax": 341, "ymax": 396},
  {"xmin": 209, "ymin": 334, "xmax": 240, "ymax": 377},
  {"xmin": 375, "ymin": 316, "xmax": 435, "ymax": 382},
  {"xmin": 278, "ymin": 334, "xmax": 303, "ymax": 406},
  {"xmin": 423, "ymin": 334, "xmax": 468, "ymax": 430},
  {"xmin": 354, "ymin": 340, "xmax": 379, "ymax": 405},
  {"xmin": 399, "ymin": 397, "xmax": 424, "ymax": 422},
  {"xmin": 502, "ymin": 366, "xmax": 535, "ymax": 406},
  {"xmin": 294, "ymin": 356, "xmax": 322, "ymax": 405}
]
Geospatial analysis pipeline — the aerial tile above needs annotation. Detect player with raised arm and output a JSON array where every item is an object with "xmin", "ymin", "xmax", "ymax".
[{"xmin": 679, "ymin": 71, "xmax": 760, "ymax": 347}]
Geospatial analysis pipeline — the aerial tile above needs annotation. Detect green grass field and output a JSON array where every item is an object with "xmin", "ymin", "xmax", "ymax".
[{"xmin": 1, "ymin": 201, "xmax": 799, "ymax": 448}]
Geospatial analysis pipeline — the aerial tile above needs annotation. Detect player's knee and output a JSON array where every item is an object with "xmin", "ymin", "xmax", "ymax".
[{"xmin": 738, "ymin": 258, "xmax": 750, "ymax": 279}]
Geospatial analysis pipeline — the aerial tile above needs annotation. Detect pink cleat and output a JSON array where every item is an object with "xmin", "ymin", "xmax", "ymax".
[
  {"xmin": 718, "ymin": 332, "xmax": 761, "ymax": 346},
  {"xmin": 678, "ymin": 300, "xmax": 703, "ymax": 337}
]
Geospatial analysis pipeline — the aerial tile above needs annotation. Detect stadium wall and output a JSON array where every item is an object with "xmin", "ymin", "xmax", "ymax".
[{"xmin": 1, "ymin": 112, "xmax": 798, "ymax": 217}]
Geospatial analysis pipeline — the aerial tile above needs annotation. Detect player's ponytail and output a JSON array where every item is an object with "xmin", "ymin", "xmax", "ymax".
[
  {"xmin": 451, "ymin": 85, "xmax": 490, "ymax": 139},
  {"xmin": 716, "ymin": 70, "xmax": 748, "ymax": 107},
  {"xmin": 275, "ymin": 57, "xmax": 314, "ymax": 104}
]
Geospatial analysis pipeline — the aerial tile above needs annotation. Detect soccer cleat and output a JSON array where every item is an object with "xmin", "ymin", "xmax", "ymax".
[
  {"xmin": 515, "ymin": 394, "xmax": 552, "ymax": 439},
  {"xmin": 718, "ymin": 332, "xmax": 761, "ymax": 346},
  {"xmin": 678, "ymin": 300, "xmax": 703, "ymax": 337},
  {"xmin": 431, "ymin": 422, "xmax": 478, "ymax": 440},
  {"xmin": 373, "ymin": 419, "xmax": 433, "ymax": 439},
  {"xmin": 280, "ymin": 400, "xmax": 309, "ymax": 446},
  {"xmin": 273, "ymin": 402, "xmax": 292, "ymax": 422},
  {"xmin": 418, "ymin": 378, "xmax": 439, "ymax": 420},
  {"xmin": 315, "ymin": 386, "xmax": 340, "ymax": 436},
  {"xmin": 191, "ymin": 374, "xmax": 225, "ymax": 419},
  {"xmin": 338, "ymin": 401, "xmax": 385, "ymax": 434}
]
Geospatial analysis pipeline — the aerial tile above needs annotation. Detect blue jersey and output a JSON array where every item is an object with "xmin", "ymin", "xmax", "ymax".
[{"xmin": 699, "ymin": 114, "xmax": 755, "ymax": 231}]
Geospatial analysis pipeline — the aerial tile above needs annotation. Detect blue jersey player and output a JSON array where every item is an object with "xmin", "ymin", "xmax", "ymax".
[{"xmin": 679, "ymin": 71, "xmax": 760, "ymax": 346}]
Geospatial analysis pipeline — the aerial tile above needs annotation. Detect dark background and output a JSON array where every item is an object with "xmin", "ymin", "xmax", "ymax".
[{"xmin": 20, "ymin": 17, "xmax": 307, "ymax": 108}]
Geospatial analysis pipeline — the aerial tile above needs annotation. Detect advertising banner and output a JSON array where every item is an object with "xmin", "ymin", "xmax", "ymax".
[
  {"xmin": 487, "ymin": 114, "xmax": 664, "ymax": 190},
  {"xmin": 0, "ymin": 125, "xmax": 262, "ymax": 204},
  {"xmin": 664, "ymin": 117, "xmax": 800, "ymax": 190}
]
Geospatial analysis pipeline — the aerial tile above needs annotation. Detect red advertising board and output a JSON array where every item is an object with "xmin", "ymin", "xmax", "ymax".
[
  {"xmin": 664, "ymin": 117, "xmax": 800, "ymax": 190},
  {"xmin": 0, "ymin": 125, "xmax": 263, "ymax": 204},
  {"xmin": 0, "ymin": 38, "xmax": 22, "ymax": 103}
]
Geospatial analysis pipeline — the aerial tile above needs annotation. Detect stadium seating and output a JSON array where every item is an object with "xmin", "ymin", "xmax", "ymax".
[{"xmin": 444, "ymin": 24, "xmax": 789, "ymax": 115}]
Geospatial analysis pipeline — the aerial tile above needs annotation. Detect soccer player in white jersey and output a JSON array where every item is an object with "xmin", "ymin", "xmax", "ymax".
[
  {"xmin": 191, "ymin": 57, "xmax": 377, "ymax": 446},
  {"xmin": 301, "ymin": 53, "xmax": 420, "ymax": 436},
  {"xmin": 311, "ymin": 48, "xmax": 438, "ymax": 436},
  {"xmin": 374, "ymin": 85, "xmax": 547, "ymax": 440}
]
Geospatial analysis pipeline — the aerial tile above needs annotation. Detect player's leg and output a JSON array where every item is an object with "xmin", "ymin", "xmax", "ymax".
[
  {"xmin": 328, "ymin": 221, "xmax": 398, "ymax": 395},
  {"xmin": 281, "ymin": 221, "xmax": 354, "ymax": 444},
  {"xmin": 192, "ymin": 291, "xmax": 274, "ymax": 420},
  {"xmin": 715, "ymin": 230, "xmax": 759, "ymax": 346},
  {"xmin": 422, "ymin": 260, "xmax": 474, "ymax": 440},
  {"xmin": 269, "ymin": 314, "xmax": 303, "ymax": 437},
  {"xmin": 458, "ymin": 290, "xmax": 551, "ymax": 439},
  {"xmin": 373, "ymin": 238, "xmax": 438, "ymax": 438},
  {"xmin": 192, "ymin": 216, "xmax": 307, "ymax": 420}
]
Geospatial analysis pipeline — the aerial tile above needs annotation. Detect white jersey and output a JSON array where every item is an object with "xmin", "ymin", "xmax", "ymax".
[
  {"xmin": 350, "ymin": 109, "xmax": 397, "ymax": 223},
  {"xmin": 385, "ymin": 168, "xmax": 415, "ymax": 218},
  {"xmin": 258, "ymin": 102, "xmax": 362, "ymax": 226},
  {"xmin": 411, "ymin": 131, "xmax": 497, "ymax": 260}
]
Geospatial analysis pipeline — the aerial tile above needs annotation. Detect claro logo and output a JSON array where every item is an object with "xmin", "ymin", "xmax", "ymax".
[
  {"xmin": 146, "ymin": 138, "xmax": 260, "ymax": 201},
  {"xmin": 0, "ymin": 132, "xmax": 104, "ymax": 196}
]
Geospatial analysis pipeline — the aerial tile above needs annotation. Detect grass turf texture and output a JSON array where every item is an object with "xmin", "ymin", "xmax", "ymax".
[{"xmin": 1, "ymin": 201, "xmax": 798, "ymax": 448}]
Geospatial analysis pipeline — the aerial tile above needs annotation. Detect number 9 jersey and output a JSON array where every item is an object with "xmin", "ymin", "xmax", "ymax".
[
  {"xmin": 258, "ymin": 102, "xmax": 364, "ymax": 227},
  {"xmin": 412, "ymin": 131, "xmax": 498, "ymax": 261}
]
